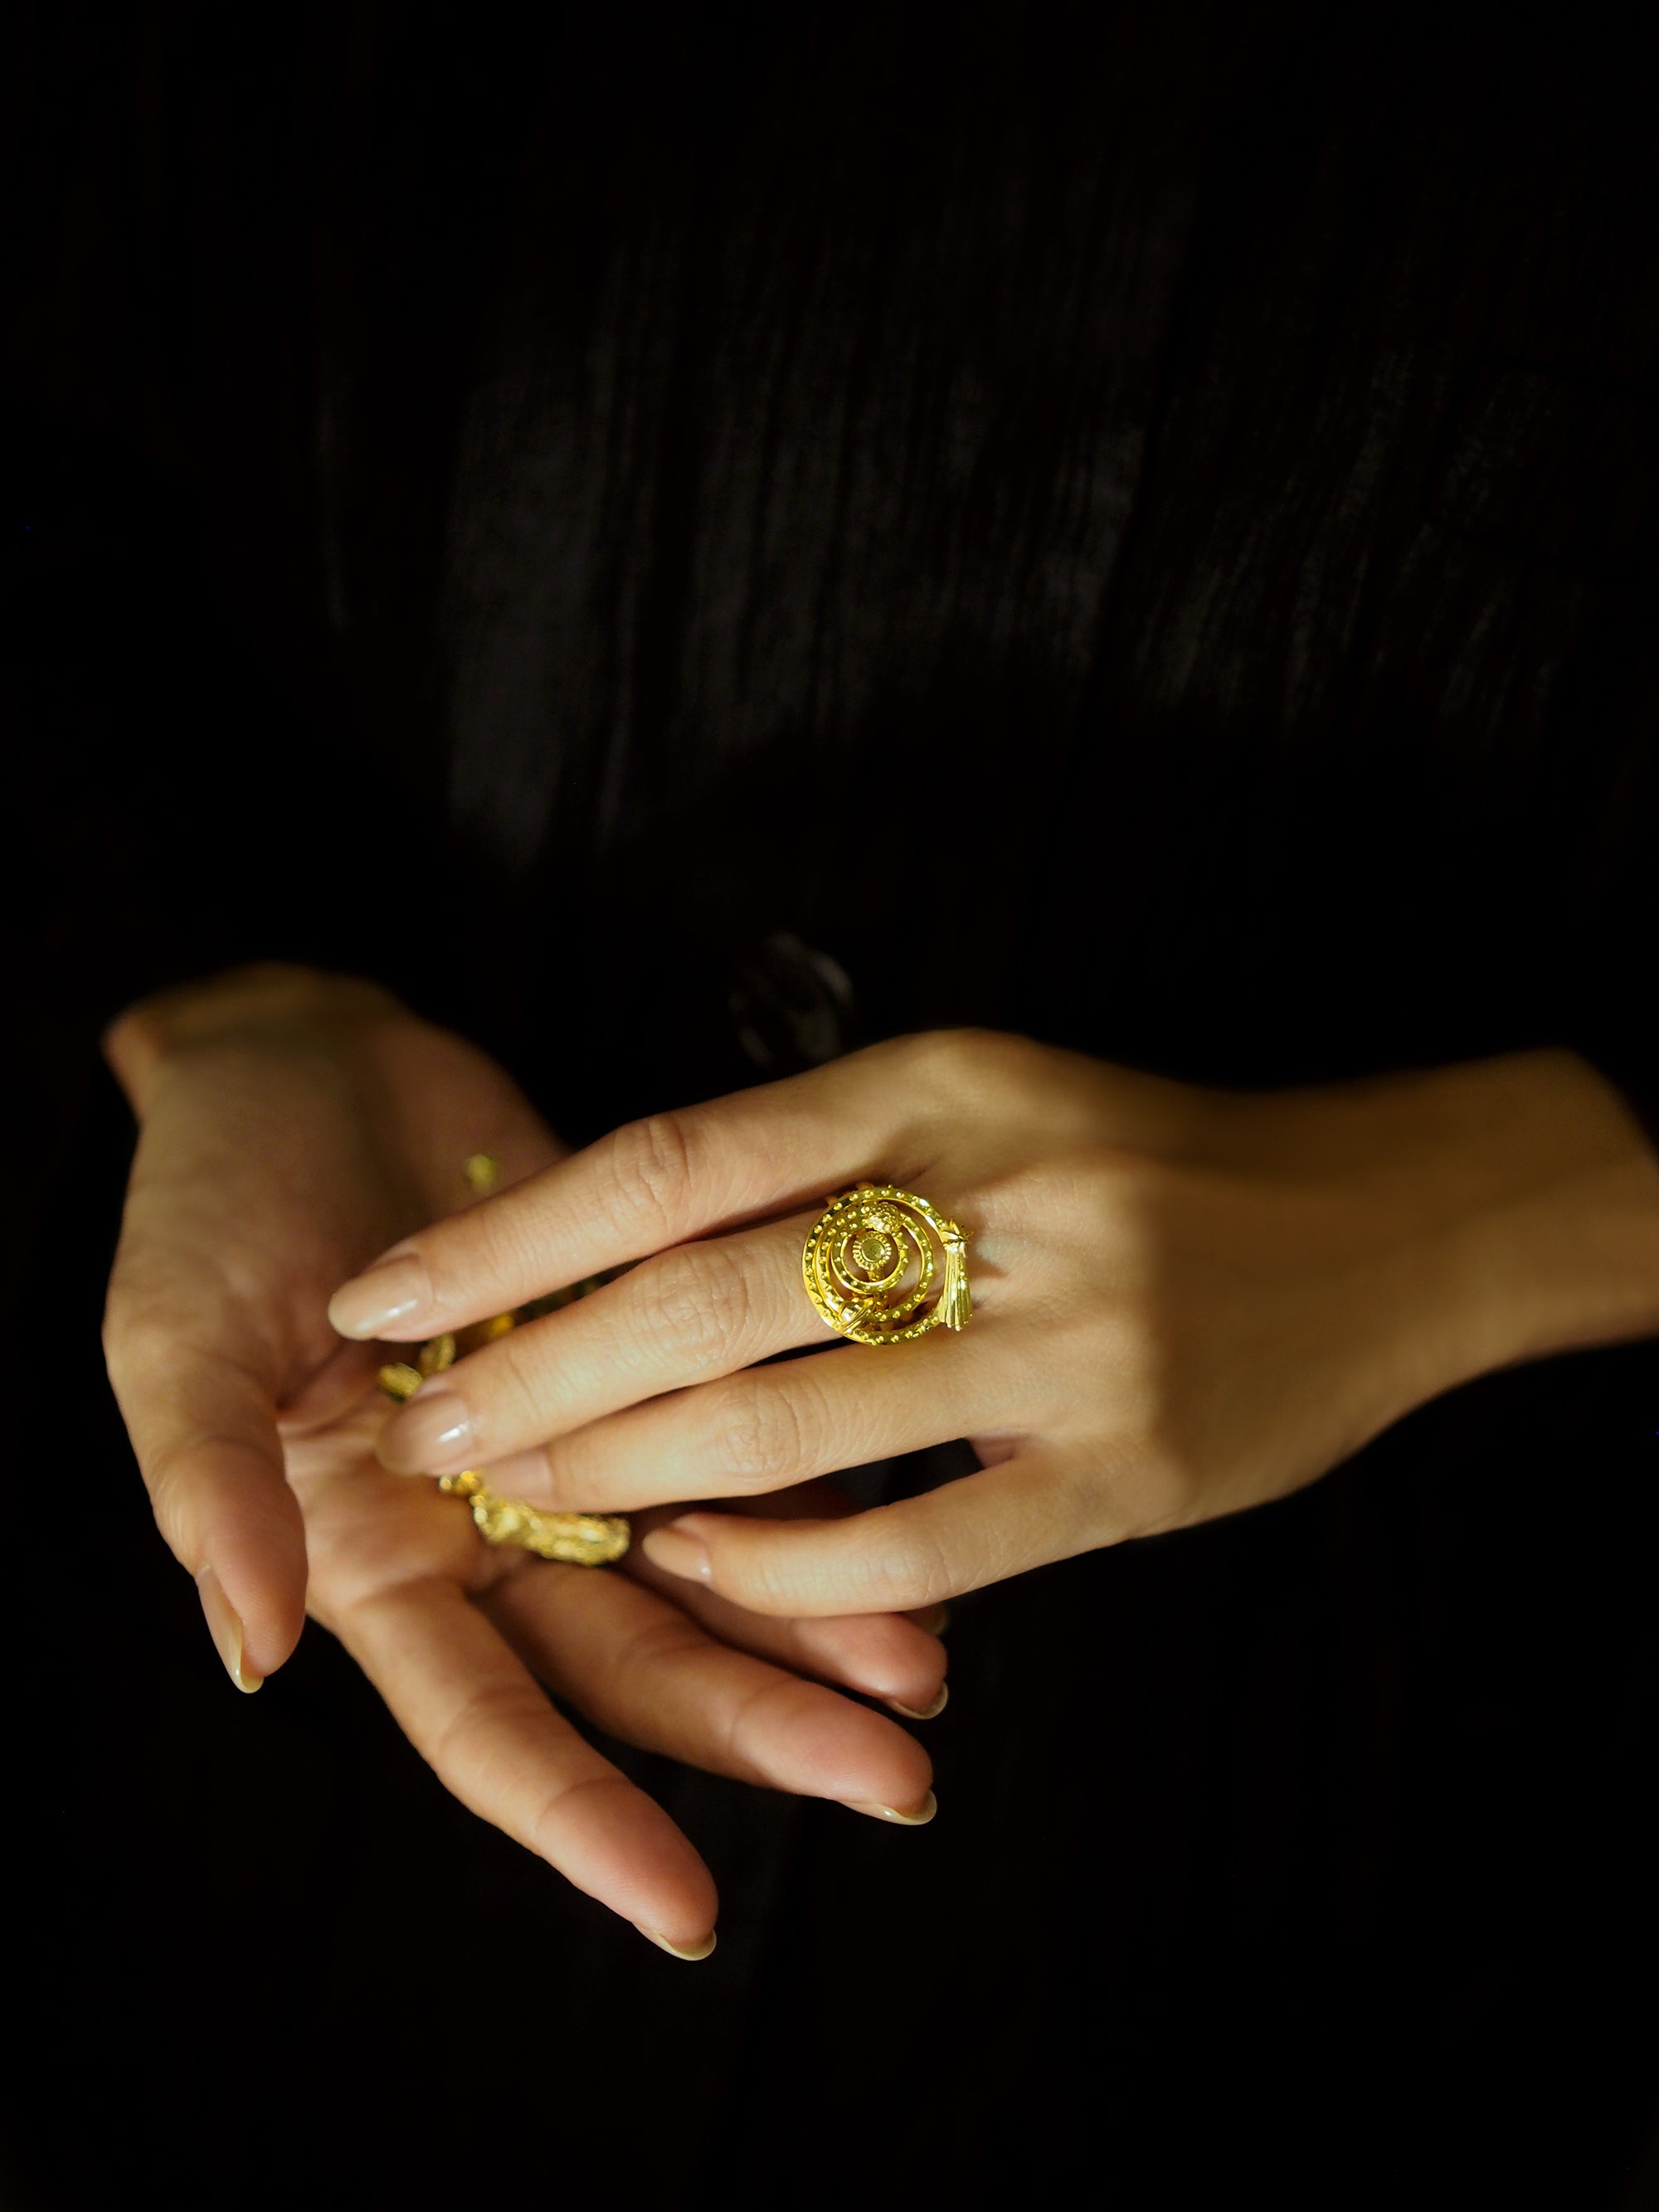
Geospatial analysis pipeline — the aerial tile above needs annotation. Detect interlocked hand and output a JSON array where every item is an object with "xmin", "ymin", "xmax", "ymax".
[
  {"xmin": 104, "ymin": 970, "xmax": 945, "ymax": 1952},
  {"xmin": 346, "ymin": 1028, "xmax": 1659, "ymax": 1618}
]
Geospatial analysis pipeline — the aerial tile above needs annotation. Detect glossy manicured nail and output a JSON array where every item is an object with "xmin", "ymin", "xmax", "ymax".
[
  {"xmin": 884, "ymin": 1682, "xmax": 949, "ymax": 1722},
  {"xmin": 468, "ymin": 1445, "xmax": 555, "ymax": 1505},
  {"xmin": 640, "ymin": 1521, "xmax": 713, "ymax": 1582},
  {"xmin": 379, "ymin": 1384, "xmax": 474, "ymax": 1471},
  {"xmin": 636, "ymin": 1926, "xmax": 718, "ymax": 1962},
  {"xmin": 328, "ymin": 1251, "xmax": 430, "ymax": 1339},
  {"xmin": 844, "ymin": 1791, "xmax": 937, "ymax": 1826},
  {"xmin": 197, "ymin": 1565, "xmax": 262, "ymax": 1694}
]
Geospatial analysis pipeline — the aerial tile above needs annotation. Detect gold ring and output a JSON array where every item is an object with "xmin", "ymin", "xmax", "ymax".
[{"xmin": 802, "ymin": 1184, "xmax": 972, "ymax": 1345}]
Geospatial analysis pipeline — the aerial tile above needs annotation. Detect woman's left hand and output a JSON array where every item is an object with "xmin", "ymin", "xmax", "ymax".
[{"xmin": 333, "ymin": 1032, "xmax": 1659, "ymax": 1616}]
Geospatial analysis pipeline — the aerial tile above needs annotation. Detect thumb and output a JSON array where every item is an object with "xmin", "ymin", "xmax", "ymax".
[{"xmin": 104, "ymin": 1304, "xmax": 307, "ymax": 1689}]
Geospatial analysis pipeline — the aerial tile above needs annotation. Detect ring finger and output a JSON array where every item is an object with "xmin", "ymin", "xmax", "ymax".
[
  {"xmin": 475, "ymin": 1320, "xmax": 1038, "ymax": 1514},
  {"xmin": 375, "ymin": 1206, "xmax": 932, "ymax": 1477}
]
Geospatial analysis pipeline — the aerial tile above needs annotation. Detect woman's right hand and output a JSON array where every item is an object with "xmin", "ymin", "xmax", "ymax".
[{"xmin": 102, "ymin": 965, "xmax": 945, "ymax": 1950}]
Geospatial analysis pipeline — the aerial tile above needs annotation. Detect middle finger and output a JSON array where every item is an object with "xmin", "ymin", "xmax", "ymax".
[{"xmin": 376, "ymin": 1209, "xmax": 838, "ymax": 1476}]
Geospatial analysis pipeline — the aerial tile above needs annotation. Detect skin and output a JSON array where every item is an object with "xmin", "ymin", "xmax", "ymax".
[
  {"xmin": 341, "ymin": 1027, "xmax": 1659, "ymax": 1619},
  {"xmin": 103, "ymin": 966, "xmax": 946, "ymax": 1957}
]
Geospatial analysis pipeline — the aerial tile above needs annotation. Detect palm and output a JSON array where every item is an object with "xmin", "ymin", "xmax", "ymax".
[{"xmin": 285, "ymin": 1390, "xmax": 509, "ymax": 1611}]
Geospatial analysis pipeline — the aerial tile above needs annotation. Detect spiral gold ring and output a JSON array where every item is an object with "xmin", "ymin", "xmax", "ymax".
[{"xmin": 802, "ymin": 1184, "xmax": 972, "ymax": 1345}]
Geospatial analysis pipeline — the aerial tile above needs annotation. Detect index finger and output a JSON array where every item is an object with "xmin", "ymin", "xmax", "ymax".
[
  {"xmin": 333, "ymin": 1571, "xmax": 720, "ymax": 1952},
  {"xmin": 326, "ymin": 1038, "xmax": 936, "ymax": 1342}
]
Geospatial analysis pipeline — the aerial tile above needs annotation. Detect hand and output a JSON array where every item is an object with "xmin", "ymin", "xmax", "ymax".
[
  {"xmin": 104, "ymin": 966, "xmax": 945, "ymax": 1950},
  {"xmin": 279, "ymin": 1396, "xmax": 942, "ymax": 1951},
  {"xmin": 341, "ymin": 1029, "xmax": 1659, "ymax": 1616}
]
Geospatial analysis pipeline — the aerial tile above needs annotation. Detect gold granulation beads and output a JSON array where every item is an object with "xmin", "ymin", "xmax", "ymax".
[{"xmin": 802, "ymin": 1184, "xmax": 971, "ymax": 1346}]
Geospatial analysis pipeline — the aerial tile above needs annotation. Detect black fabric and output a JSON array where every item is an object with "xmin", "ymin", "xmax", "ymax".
[
  {"xmin": 7, "ymin": 6, "xmax": 1659, "ymax": 2205},
  {"xmin": 9, "ymin": 5, "xmax": 1659, "ymax": 1121}
]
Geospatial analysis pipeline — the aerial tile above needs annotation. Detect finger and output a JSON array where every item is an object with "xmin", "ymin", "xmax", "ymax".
[
  {"xmin": 333, "ymin": 1571, "xmax": 722, "ymax": 1950},
  {"xmin": 373, "ymin": 1213, "xmax": 825, "ymax": 1475},
  {"xmin": 276, "ymin": 1338, "xmax": 387, "ymax": 1435},
  {"xmin": 639, "ymin": 1454, "xmax": 1102, "ymax": 1616},
  {"xmin": 327, "ymin": 1038, "xmax": 946, "ymax": 1341},
  {"xmin": 104, "ymin": 1304, "xmax": 307, "ymax": 1686},
  {"xmin": 482, "ymin": 1553, "xmax": 936, "ymax": 1821},
  {"xmin": 477, "ymin": 1320, "xmax": 1035, "ymax": 1515},
  {"xmin": 621, "ymin": 1490, "xmax": 950, "ymax": 1718}
]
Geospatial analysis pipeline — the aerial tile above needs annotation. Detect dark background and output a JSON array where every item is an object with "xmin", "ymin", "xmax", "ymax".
[{"xmin": 7, "ymin": 6, "xmax": 1659, "ymax": 2205}]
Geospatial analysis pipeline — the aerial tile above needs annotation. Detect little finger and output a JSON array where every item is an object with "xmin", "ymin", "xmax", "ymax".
[
  {"xmin": 640, "ymin": 1452, "xmax": 1111, "ymax": 1616},
  {"xmin": 623, "ymin": 1489, "xmax": 949, "ymax": 1717},
  {"xmin": 483, "ymin": 1558, "xmax": 936, "ymax": 1823}
]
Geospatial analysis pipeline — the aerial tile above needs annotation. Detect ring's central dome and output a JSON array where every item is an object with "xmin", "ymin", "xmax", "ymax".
[{"xmin": 853, "ymin": 1231, "xmax": 895, "ymax": 1275}]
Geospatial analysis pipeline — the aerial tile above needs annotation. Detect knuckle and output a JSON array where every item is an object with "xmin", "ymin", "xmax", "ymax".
[
  {"xmin": 923, "ymin": 1026, "xmax": 1039, "ymax": 1096},
  {"xmin": 646, "ymin": 1241, "xmax": 756, "ymax": 1373},
  {"xmin": 864, "ymin": 1512, "xmax": 956, "ymax": 1610},
  {"xmin": 441, "ymin": 1194, "xmax": 540, "ymax": 1304},
  {"xmin": 1049, "ymin": 1138, "xmax": 1132, "ymax": 1206},
  {"xmin": 604, "ymin": 1111, "xmax": 698, "ymax": 1242},
  {"xmin": 894, "ymin": 1025, "xmax": 984, "ymax": 1087},
  {"xmin": 730, "ymin": 1552, "xmax": 820, "ymax": 1619},
  {"xmin": 702, "ymin": 1378, "xmax": 810, "ymax": 1490},
  {"xmin": 1034, "ymin": 1142, "xmax": 1164, "ymax": 1260}
]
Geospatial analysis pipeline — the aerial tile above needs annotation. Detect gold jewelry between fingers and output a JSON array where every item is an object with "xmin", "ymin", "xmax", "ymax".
[
  {"xmin": 802, "ymin": 1184, "xmax": 972, "ymax": 1346},
  {"xmin": 374, "ymin": 1153, "xmax": 630, "ymax": 1567},
  {"xmin": 435, "ymin": 1472, "xmax": 630, "ymax": 1566}
]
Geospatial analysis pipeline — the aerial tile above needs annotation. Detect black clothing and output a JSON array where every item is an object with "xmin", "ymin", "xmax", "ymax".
[
  {"xmin": 6, "ymin": 7, "xmax": 1659, "ymax": 2206},
  {"xmin": 12, "ymin": 3, "xmax": 1659, "ymax": 1127}
]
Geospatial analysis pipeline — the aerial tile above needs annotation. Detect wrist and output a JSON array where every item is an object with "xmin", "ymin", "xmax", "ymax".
[
  {"xmin": 1436, "ymin": 1051, "xmax": 1659, "ymax": 1371},
  {"xmin": 1209, "ymin": 1049, "xmax": 1659, "ymax": 1407},
  {"xmin": 104, "ymin": 964, "xmax": 408, "ymax": 1112},
  {"xmin": 1357, "ymin": 1052, "xmax": 1659, "ymax": 1389}
]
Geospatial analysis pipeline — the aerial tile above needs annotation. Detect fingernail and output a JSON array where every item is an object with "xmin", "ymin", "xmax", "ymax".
[
  {"xmin": 843, "ymin": 1791, "xmax": 937, "ymax": 1826},
  {"xmin": 640, "ymin": 1521, "xmax": 713, "ymax": 1582},
  {"xmin": 328, "ymin": 1250, "xmax": 431, "ymax": 1339},
  {"xmin": 883, "ymin": 1682, "xmax": 949, "ymax": 1722},
  {"xmin": 636, "ymin": 1926, "xmax": 718, "ymax": 1961},
  {"xmin": 468, "ymin": 1444, "xmax": 557, "ymax": 1505},
  {"xmin": 197, "ymin": 1565, "xmax": 263, "ymax": 1694},
  {"xmin": 378, "ymin": 1383, "xmax": 474, "ymax": 1472},
  {"xmin": 914, "ymin": 1602, "xmax": 951, "ymax": 1637}
]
